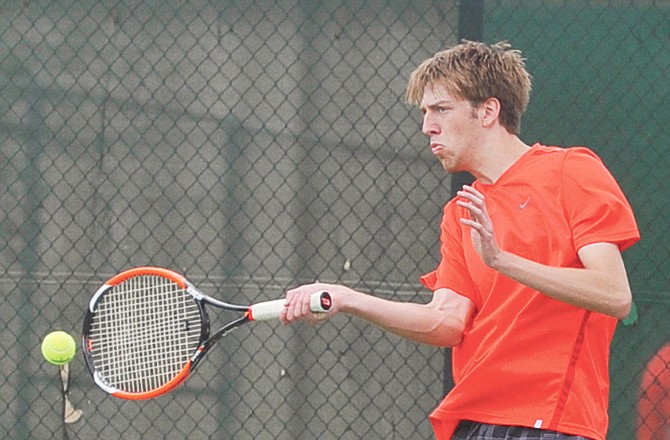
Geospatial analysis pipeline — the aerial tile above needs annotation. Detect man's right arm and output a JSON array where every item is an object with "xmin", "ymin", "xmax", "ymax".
[{"xmin": 282, "ymin": 284, "xmax": 473, "ymax": 348}]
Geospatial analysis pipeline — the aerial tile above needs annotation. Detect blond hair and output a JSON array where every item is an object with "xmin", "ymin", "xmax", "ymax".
[{"xmin": 406, "ymin": 40, "xmax": 532, "ymax": 134}]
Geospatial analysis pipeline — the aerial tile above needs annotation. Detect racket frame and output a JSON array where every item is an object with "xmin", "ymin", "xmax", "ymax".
[{"xmin": 82, "ymin": 266, "xmax": 330, "ymax": 400}]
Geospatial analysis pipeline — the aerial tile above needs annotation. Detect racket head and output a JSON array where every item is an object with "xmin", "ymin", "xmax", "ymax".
[{"xmin": 82, "ymin": 267, "xmax": 209, "ymax": 400}]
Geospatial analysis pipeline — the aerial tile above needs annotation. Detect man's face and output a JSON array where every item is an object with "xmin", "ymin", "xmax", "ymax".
[{"xmin": 419, "ymin": 85, "xmax": 482, "ymax": 173}]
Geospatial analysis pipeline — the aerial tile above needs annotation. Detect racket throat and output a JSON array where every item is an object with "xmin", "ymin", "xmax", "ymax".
[{"xmin": 191, "ymin": 316, "xmax": 250, "ymax": 369}]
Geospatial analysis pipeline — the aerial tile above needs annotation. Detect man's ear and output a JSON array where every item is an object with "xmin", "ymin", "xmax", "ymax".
[{"xmin": 480, "ymin": 97, "xmax": 501, "ymax": 128}]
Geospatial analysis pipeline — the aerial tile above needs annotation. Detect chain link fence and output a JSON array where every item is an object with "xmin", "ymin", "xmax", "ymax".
[{"xmin": 1, "ymin": 1, "xmax": 668, "ymax": 439}]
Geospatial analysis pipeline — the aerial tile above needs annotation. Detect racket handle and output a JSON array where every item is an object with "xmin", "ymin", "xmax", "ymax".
[{"xmin": 249, "ymin": 291, "xmax": 332, "ymax": 321}]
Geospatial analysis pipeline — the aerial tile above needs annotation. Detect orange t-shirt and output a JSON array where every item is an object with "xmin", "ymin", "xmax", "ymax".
[{"xmin": 421, "ymin": 144, "xmax": 639, "ymax": 440}]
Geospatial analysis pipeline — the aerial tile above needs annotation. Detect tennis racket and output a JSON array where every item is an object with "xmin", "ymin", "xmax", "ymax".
[{"xmin": 82, "ymin": 266, "xmax": 331, "ymax": 400}]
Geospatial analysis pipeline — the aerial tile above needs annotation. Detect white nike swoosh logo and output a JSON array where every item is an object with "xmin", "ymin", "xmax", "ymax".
[{"xmin": 519, "ymin": 196, "xmax": 531, "ymax": 209}]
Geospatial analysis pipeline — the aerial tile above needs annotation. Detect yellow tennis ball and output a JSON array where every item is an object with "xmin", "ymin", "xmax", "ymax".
[{"xmin": 41, "ymin": 331, "xmax": 76, "ymax": 366}]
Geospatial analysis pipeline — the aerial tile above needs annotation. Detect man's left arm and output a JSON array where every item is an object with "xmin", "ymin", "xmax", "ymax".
[{"xmin": 489, "ymin": 242, "xmax": 631, "ymax": 319}]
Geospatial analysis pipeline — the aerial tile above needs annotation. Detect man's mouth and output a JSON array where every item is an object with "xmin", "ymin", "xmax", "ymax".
[{"xmin": 431, "ymin": 143, "xmax": 445, "ymax": 154}]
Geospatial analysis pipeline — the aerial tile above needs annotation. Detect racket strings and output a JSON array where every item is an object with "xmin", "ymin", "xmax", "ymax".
[{"xmin": 88, "ymin": 275, "xmax": 202, "ymax": 394}]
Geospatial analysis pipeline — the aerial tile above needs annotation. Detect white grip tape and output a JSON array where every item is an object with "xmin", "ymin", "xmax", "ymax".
[{"xmin": 249, "ymin": 291, "xmax": 331, "ymax": 321}]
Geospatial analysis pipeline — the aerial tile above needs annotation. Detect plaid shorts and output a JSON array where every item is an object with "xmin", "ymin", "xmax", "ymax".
[{"xmin": 452, "ymin": 421, "xmax": 591, "ymax": 440}]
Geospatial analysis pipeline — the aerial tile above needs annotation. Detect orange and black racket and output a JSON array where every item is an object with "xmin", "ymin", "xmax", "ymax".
[{"xmin": 82, "ymin": 266, "xmax": 330, "ymax": 400}]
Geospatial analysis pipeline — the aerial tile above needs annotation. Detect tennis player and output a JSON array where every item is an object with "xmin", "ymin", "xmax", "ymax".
[{"xmin": 282, "ymin": 40, "xmax": 639, "ymax": 440}]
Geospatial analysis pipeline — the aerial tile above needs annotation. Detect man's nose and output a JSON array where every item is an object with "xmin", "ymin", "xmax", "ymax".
[{"xmin": 422, "ymin": 113, "xmax": 439, "ymax": 136}]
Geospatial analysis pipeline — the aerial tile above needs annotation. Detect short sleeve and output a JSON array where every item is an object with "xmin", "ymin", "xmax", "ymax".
[
  {"xmin": 562, "ymin": 148, "xmax": 640, "ymax": 252},
  {"xmin": 420, "ymin": 200, "xmax": 479, "ymax": 304}
]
